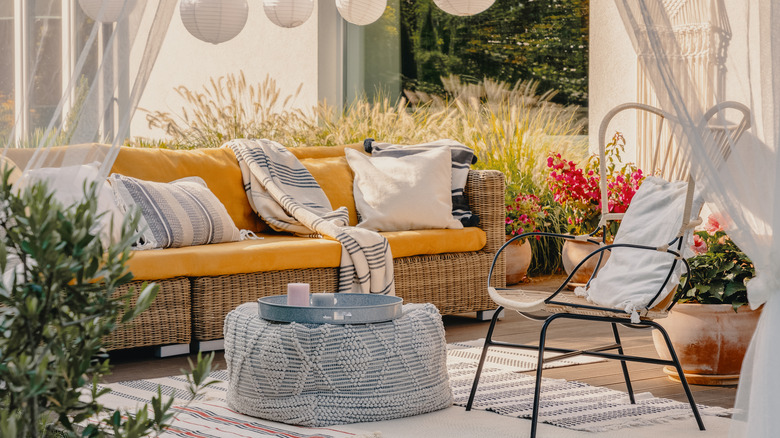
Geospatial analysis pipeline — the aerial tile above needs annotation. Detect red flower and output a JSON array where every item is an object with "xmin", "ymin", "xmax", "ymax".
[
  {"xmin": 546, "ymin": 131, "xmax": 644, "ymax": 236},
  {"xmin": 692, "ymin": 234, "xmax": 708, "ymax": 255},
  {"xmin": 705, "ymin": 214, "xmax": 722, "ymax": 233}
]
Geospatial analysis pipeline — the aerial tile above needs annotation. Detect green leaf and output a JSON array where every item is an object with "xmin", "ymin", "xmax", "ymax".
[
  {"xmin": 724, "ymin": 281, "xmax": 746, "ymax": 298},
  {"xmin": 731, "ymin": 301, "xmax": 747, "ymax": 312}
]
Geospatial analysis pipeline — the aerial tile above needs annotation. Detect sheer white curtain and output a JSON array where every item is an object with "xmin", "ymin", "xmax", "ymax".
[
  {"xmin": 1, "ymin": 0, "xmax": 175, "ymax": 175},
  {"xmin": 614, "ymin": 0, "xmax": 779, "ymax": 436}
]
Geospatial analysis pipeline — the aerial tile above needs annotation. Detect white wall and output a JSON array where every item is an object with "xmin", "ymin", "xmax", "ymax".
[
  {"xmin": 131, "ymin": 1, "xmax": 322, "ymax": 141},
  {"xmin": 588, "ymin": 0, "xmax": 638, "ymax": 159},
  {"xmin": 589, "ymin": 0, "xmax": 749, "ymax": 162}
]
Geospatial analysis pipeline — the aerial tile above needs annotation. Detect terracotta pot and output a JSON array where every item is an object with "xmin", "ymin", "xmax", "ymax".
[
  {"xmin": 652, "ymin": 303, "xmax": 762, "ymax": 386},
  {"xmin": 561, "ymin": 239, "xmax": 610, "ymax": 285},
  {"xmin": 505, "ymin": 237, "xmax": 532, "ymax": 285}
]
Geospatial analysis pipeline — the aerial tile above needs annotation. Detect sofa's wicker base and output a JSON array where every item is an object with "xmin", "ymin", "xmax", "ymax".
[
  {"xmin": 103, "ymin": 277, "xmax": 191, "ymax": 351},
  {"xmin": 192, "ymin": 268, "xmax": 339, "ymax": 341},
  {"xmin": 394, "ymin": 251, "xmax": 503, "ymax": 315},
  {"xmin": 191, "ymin": 251, "xmax": 506, "ymax": 342}
]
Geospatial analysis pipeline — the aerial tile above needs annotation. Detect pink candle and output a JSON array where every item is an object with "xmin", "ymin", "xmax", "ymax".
[{"xmin": 286, "ymin": 283, "xmax": 310, "ymax": 307}]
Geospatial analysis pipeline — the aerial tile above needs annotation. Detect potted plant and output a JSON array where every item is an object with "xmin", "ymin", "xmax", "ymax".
[
  {"xmin": 652, "ymin": 214, "xmax": 760, "ymax": 385},
  {"xmin": 546, "ymin": 132, "xmax": 644, "ymax": 283},
  {"xmin": 504, "ymin": 192, "xmax": 544, "ymax": 284}
]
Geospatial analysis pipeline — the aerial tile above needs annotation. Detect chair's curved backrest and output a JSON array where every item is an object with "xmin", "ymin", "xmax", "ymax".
[
  {"xmin": 586, "ymin": 102, "xmax": 751, "ymax": 314},
  {"xmin": 596, "ymin": 102, "xmax": 750, "ymax": 228},
  {"xmin": 699, "ymin": 101, "xmax": 751, "ymax": 164}
]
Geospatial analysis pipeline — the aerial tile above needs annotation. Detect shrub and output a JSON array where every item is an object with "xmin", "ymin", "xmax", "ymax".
[{"xmin": 0, "ymin": 170, "xmax": 216, "ymax": 437}]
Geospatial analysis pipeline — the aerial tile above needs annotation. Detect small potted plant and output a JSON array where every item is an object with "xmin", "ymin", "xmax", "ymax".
[
  {"xmin": 546, "ymin": 132, "xmax": 644, "ymax": 283},
  {"xmin": 504, "ymin": 191, "xmax": 543, "ymax": 284},
  {"xmin": 652, "ymin": 214, "xmax": 760, "ymax": 385}
]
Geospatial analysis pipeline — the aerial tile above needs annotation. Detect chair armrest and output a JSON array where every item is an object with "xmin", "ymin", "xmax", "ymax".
[{"xmin": 465, "ymin": 169, "xmax": 505, "ymax": 254}]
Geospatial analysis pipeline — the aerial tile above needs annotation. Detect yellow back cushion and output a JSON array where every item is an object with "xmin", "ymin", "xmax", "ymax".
[
  {"xmin": 289, "ymin": 143, "xmax": 363, "ymax": 159},
  {"xmin": 300, "ymin": 156, "xmax": 358, "ymax": 226},
  {"xmin": 111, "ymin": 147, "xmax": 265, "ymax": 232},
  {"xmin": 292, "ymin": 144, "xmax": 363, "ymax": 226},
  {"xmin": 4, "ymin": 143, "xmax": 366, "ymax": 231},
  {"xmin": 0, "ymin": 155, "xmax": 22, "ymax": 185}
]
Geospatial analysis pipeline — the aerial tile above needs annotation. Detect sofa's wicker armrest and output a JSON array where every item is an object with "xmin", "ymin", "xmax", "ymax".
[{"xmin": 465, "ymin": 169, "xmax": 505, "ymax": 254}]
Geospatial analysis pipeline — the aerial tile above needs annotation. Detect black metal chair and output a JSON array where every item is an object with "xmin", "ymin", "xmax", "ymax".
[{"xmin": 466, "ymin": 101, "xmax": 750, "ymax": 437}]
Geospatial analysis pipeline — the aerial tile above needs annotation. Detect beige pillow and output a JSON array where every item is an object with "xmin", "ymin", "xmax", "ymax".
[{"xmin": 344, "ymin": 147, "xmax": 463, "ymax": 231}]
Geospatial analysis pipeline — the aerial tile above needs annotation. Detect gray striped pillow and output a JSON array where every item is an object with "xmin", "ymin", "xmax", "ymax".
[{"xmin": 109, "ymin": 174, "xmax": 241, "ymax": 249}]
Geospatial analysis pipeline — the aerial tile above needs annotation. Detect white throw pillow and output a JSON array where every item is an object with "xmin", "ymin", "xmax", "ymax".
[
  {"xmin": 16, "ymin": 162, "xmax": 123, "ymax": 246},
  {"xmin": 344, "ymin": 147, "xmax": 463, "ymax": 231},
  {"xmin": 574, "ymin": 176, "xmax": 703, "ymax": 318}
]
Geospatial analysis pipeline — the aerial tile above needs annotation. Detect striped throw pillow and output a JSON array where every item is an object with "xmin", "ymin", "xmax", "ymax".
[{"xmin": 109, "ymin": 174, "xmax": 241, "ymax": 249}]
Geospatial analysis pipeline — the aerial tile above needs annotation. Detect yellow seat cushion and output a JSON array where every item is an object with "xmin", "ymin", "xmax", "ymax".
[
  {"xmin": 126, "ymin": 227, "xmax": 486, "ymax": 280},
  {"xmin": 383, "ymin": 229, "xmax": 486, "ymax": 257}
]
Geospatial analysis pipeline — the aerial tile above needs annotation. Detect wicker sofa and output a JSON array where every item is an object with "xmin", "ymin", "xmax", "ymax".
[{"xmin": 6, "ymin": 143, "xmax": 506, "ymax": 353}]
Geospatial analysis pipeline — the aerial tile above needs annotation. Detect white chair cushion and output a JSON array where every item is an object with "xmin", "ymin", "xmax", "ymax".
[{"xmin": 575, "ymin": 176, "xmax": 703, "ymax": 318}]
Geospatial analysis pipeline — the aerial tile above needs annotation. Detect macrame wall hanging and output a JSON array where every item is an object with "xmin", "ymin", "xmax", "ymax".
[{"xmin": 635, "ymin": 0, "xmax": 731, "ymax": 178}]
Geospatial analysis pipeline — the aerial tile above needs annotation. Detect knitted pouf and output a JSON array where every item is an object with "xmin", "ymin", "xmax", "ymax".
[{"xmin": 223, "ymin": 302, "xmax": 453, "ymax": 426}]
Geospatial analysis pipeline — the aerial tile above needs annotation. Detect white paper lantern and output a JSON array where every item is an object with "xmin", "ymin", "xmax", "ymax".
[
  {"xmin": 433, "ymin": 0, "xmax": 495, "ymax": 16},
  {"xmin": 78, "ymin": 0, "xmax": 134, "ymax": 23},
  {"xmin": 180, "ymin": 0, "xmax": 249, "ymax": 45},
  {"xmin": 263, "ymin": 0, "xmax": 314, "ymax": 28},
  {"xmin": 336, "ymin": 0, "xmax": 387, "ymax": 26}
]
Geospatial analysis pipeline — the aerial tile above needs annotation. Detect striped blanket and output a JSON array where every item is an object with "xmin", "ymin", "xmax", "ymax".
[{"xmin": 227, "ymin": 139, "xmax": 394, "ymax": 295}]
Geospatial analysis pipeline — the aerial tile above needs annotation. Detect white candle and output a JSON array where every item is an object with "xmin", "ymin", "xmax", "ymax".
[
  {"xmin": 286, "ymin": 283, "xmax": 310, "ymax": 306},
  {"xmin": 310, "ymin": 293, "xmax": 337, "ymax": 307}
]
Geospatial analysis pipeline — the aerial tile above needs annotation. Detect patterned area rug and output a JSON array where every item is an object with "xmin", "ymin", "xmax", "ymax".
[
  {"xmin": 92, "ymin": 341, "xmax": 729, "ymax": 436},
  {"xmin": 449, "ymin": 342, "xmax": 732, "ymax": 432},
  {"xmin": 89, "ymin": 369, "xmax": 381, "ymax": 438}
]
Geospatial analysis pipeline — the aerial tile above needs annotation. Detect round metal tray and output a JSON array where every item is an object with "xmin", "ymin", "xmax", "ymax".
[{"xmin": 257, "ymin": 293, "xmax": 403, "ymax": 324}]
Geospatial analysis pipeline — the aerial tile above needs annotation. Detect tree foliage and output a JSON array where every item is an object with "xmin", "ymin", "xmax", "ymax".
[
  {"xmin": 401, "ymin": 0, "xmax": 589, "ymax": 105},
  {"xmin": 0, "ymin": 169, "xmax": 216, "ymax": 437}
]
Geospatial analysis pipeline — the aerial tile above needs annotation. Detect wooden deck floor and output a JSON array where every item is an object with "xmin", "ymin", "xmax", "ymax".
[{"xmin": 105, "ymin": 275, "xmax": 737, "ymax": 410}]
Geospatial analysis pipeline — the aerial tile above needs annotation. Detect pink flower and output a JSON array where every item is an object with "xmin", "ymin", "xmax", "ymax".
[
  {"xmin": 705, "ymin": 215, "xmax": 722, "ymax": 233},
  {"xmin": 692, "ymin": 234, "xmax": 708, "ymax": 255}
]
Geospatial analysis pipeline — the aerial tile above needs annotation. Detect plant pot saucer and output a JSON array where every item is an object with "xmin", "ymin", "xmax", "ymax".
[
  {"xmin": 566, "ymin": 281, "xmax": 586, "ymax": 291},
  {"xmin": 662, "ymin": 366, "xmax": 740, "ymax": 386}
]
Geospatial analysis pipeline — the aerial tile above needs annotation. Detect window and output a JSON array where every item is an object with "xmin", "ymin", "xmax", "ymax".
[
  {"xmin": 343, "ymin": 0, "xmax": 589, "ymax": 107},
  {"xmin": 0, "ymin": 2, "xmax": 13, "ymax": 141},
  {"xmin": 1, "ymin": 0, "xmax": 101, "ymax": 145}
]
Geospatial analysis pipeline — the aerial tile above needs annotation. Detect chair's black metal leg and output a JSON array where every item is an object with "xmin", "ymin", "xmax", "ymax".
[
  {"xmin": 466, "ymin": 306, "xmax": 504, "ymax": 411},
  {"xmin": 652, "ymin": 322, "xmax": 706, "ymax": 431},
  {"xmin": 611, "ymin": 323, "xmax": 635, "ymax": 404},
  {"xmin": 530, "ymin": 315, "xmax": 556, "ymax": 438}
]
